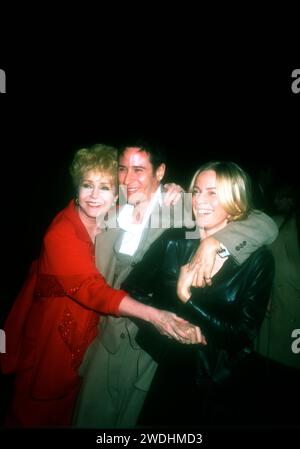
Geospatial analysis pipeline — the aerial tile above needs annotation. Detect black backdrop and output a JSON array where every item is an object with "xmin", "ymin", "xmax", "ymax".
[
  {"xmin": 0, "ymin": 20, "xmax": 299, "ymax": 445},
  {"xmin": 1, "ymin": 59, "xmax": 299, "ymax": 320}
]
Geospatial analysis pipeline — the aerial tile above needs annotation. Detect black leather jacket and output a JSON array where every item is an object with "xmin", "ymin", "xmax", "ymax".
[{"xmin": 122, "ymin": 228, "xmax": 274, "ymax": 384}]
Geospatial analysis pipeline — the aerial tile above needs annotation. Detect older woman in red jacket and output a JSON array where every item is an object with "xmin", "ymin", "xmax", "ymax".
[{"xmin": 1, "ymin": 144, "xmax": 189, "ymax": 426}]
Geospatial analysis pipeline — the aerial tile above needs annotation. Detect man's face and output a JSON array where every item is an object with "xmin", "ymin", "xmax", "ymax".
[{"xmin": 118, "ymin": 147, "xmax": 165, "ymax": 205}]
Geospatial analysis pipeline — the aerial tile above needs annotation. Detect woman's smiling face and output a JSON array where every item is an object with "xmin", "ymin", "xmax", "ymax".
[{"xmin": 192, "ymin": 170, "xmax": 229, "ymax": 236}]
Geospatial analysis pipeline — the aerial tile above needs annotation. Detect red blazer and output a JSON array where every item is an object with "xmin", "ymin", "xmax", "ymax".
[{"xmin": 1, "ymin": 200, "xmax": 126, "ymax": 400}]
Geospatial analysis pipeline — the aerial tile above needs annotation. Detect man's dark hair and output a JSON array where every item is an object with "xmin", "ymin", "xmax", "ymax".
[{"xmin": 118, "ymin": 138, "xmax": 167, "ymax": 172}]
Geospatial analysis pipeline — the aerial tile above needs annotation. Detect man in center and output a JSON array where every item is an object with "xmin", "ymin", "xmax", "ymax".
[{"xmin": 74, "ymin": 141, "xmax": 278, "ymax": 427}]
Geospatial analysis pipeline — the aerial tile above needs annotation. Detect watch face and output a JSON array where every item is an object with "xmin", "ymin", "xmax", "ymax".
[{"xmin": 218, "ymin": 247, "xmax": 230, "ymax": 258}]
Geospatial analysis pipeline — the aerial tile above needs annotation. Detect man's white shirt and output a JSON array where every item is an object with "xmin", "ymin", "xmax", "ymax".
[{"xmin": 118, "ymin": 187, "xmax": 162, "ymax": 256}]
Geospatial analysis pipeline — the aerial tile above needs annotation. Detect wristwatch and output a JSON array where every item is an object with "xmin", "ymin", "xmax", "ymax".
[{"xmin": 218, "ymin": 242, "xmax": 230, "ymax": 258}]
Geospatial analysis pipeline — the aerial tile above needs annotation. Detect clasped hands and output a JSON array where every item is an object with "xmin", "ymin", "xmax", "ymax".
[{"xmin": 154, "ymin": 309, "xmax": 206, "ymax": 346}]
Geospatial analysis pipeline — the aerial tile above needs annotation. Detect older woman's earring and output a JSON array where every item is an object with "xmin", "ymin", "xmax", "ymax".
[{"xmin": 75, "ymin": 197, "xmax": 79, "ymax": 205}]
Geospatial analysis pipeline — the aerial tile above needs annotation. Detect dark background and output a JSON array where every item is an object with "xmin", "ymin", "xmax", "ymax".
[
  {"xmin": 0, "ymin": 0, "xmax": 298, "ymax": 321},
  {"xmin": 0, "ymin": 14, "xmax": 299, "ymax": 444},
  {"xmin": 0, "ymin": 56, "xmax": 299, "ymax": 322}
]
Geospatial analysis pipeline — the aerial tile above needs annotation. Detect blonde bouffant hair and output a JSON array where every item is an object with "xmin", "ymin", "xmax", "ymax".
[
  {"xmin": 189, "ymin": 161, "xmax": 253, "ymax": 221},
  {"xmin": 70, "ymin": 144, "xmax": 118, "ymax": 191}
]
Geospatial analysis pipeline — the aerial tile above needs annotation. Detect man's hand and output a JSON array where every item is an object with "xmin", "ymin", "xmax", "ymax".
[{"xmin": 163, "ymin": 183, "xmax": 184, "ymax": 206}]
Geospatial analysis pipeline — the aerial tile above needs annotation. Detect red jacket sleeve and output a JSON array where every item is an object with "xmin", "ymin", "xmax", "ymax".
[{"xmin": 38, "ymin": 219, "xmax": 126, "ymax": 315}]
